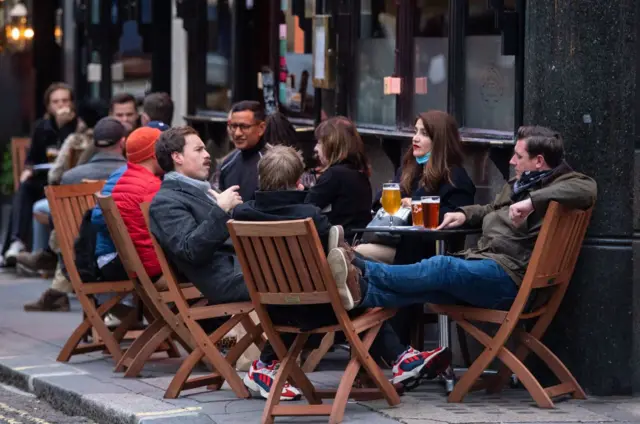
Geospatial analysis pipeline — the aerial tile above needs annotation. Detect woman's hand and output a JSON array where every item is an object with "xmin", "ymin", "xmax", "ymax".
[{"xmin": 401, "ymin": 197, "xmax": 412, "ymax": 208}]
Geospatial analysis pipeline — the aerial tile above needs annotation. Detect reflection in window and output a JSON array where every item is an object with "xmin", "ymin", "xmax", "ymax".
[
  {"xmin": 112, "ymin": 15, "xmax": 152, "ymax": 102},
  {"xmin": 464, "ymin": 0, "xmax": 516, "ymax": 131},
  {"xmin": 206, "ymin": 0, "xmax": 232, "ymax": 111},
  {"xmin": 413, "ymin": 0, "xmax": 449, "ymax": 117},
  {"xmin": 355, "ymin": 0, "xmax": 397, "ymax": 126},
  {"xmin": 279, "ymin": 0, "xmax": 315, "ymax": 118}
]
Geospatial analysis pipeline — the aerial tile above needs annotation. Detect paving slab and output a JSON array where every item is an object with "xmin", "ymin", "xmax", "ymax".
[{"xmin": 0, "ymin": 270, "xmax": 638, "ymax": 423}]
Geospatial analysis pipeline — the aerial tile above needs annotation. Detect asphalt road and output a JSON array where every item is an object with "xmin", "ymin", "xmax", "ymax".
[{"xmin": 0, "ymin": 383, "xmax": 94, "ymax": 424}]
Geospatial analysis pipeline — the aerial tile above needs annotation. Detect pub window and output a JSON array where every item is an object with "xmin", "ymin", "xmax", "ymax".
[
  {"xmin": 279, "ymin": 0, "xmax": 315, "ymax": 119},
  {"xmin": 205, "ymin": 0, "xmax": 233, "ymax": 111},
  {"xmin": 355, "ymin": 0, "xmax": 397, "ymax": 127},
  {"xmin": 463, "ymin": 0, "xmax": 516, "ymax": 131},
  {"xmin": 413, "ymin": 0, "xmax": 449, "ymax": 117}
]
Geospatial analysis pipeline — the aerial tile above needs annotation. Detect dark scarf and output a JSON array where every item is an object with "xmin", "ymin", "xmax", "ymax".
[{"xmin": 512, "ymin": 161, "xmax": 572, "ymax": 200}]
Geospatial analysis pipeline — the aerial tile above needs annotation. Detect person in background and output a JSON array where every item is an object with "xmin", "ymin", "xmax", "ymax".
[
  {"xmin": 74, "ymin": 93, "xmax": 140, "ymax": 168},
  {"xmin": 357, "ymin": 110, "xmax": 476, "ymax": 264},
  {"xmin": 16, "ymin": 101, "xmax": 107, "ymax": 277},
  {"xmin": 141, "ymin": 92, "xmax": 173, "ymax": 131},
  {"xmin": 22, "ymin": 117, "xmax": 128, "ymax": 312},
  {"xmin": 4, "ymin": 83, "xmax": 84, "ymax": 265},
  {"xmin": 90, "ymin": 127, "xmax": 164, "ymax": 325},
  {"xmin": 262, "ymin": 111, "xmax": 317, "ymax": 188},
  {"xmin": 218, "ymin": 101, "xmax": 268, "ymax": 201},
  {"xmin": 305, "ymin": 116, "xmax": 373, "ymax": 238}
]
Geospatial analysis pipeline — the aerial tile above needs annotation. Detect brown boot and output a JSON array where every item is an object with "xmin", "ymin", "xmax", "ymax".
[
  {"xmin": 24, "ymin": 289, "xmax": 70, "ymax": 312},
  {"xmin": 16, "ymin": 249, "xmax": 57, "ymax": 276},
  {"xmin": 327, "ymin": 247, "xmax": 363, "ymax": 310}
]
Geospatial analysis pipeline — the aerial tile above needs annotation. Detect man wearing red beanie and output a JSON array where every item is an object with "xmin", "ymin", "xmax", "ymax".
[{"xmin": 90, "ymin": 127, "xmax": 164, "ymax": 322}]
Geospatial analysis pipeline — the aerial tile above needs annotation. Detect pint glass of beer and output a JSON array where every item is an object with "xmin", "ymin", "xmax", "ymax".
[
  {"xmin": 421, "ymin": 196, "xmax": 440, "ymax": 229},
  {"xmin": 411, "ymin": 200, "xmax": 424, "ymax": 226},
  {"xmin": 381, "ymin": 183, "xmax": 401, "ymax": 226}
]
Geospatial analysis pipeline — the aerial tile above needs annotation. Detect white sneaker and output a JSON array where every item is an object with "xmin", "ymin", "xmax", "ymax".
[
  {"xmin": 4, "ymin": 240, "xmax": 26, "ymax": 266},
  {"xmin": 243, "ymin": 360, "xmax": 302, "ymax": 401},
  {"xmin": 104, "ymin": 313, "xmax": 122, "ymax": 328}
]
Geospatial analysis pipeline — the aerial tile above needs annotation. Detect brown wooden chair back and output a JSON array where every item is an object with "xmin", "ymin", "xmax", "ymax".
[
  {"xmin": 11, "ymin": 137, "xmax": 30, "ymax": 192},
  {"xmin": 430, "ymin": 201, "xmax": 593, "ymax": 409},
  {"xmin": 228, "ymin": 218, "xmax": 339, "ymax": 307},
  {"xmin": 227, "ymin": 218, "xmax": 400, "ymax": 423},
  {"xmin": 141, "ymin": 202, "xmax": 264, "ymax": 399}
]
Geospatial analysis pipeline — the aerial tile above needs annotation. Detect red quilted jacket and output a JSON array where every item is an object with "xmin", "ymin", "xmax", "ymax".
[{"xmin": 112, "ymin": 163, "xmax": 162, "ymax": 277}]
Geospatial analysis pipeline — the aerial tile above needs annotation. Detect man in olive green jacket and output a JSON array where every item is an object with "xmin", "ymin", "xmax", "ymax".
[{"xmin": 327, "ymin": 125, "xmax": 597, "ymax": 312}]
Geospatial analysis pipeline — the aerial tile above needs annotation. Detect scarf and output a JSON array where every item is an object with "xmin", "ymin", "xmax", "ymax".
[
  {"xmin": 164, "ymin": 171, "xmax": 217, "ymax": 203},
  {"xmin": 511, "ymin": 161, "xmax": 572, "ymax": 200}
]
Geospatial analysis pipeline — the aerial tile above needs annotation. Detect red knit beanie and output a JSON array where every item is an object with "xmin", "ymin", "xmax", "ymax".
[{"xmin": 126, "ymin": 127, "xmax": 161, "ymax": 164}]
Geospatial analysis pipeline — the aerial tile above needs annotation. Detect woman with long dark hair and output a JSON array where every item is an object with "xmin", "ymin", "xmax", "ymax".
[{"xmin": 357, "ymin": 110, "xmax": 476, "ymax": 264}]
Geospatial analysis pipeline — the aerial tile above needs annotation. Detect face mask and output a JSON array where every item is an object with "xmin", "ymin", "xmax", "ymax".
[{"xmin": 416, "ymin": 152, "xmax": 431, "ymax": 165}]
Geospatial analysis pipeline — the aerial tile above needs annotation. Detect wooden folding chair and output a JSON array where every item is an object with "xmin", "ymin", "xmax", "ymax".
[
  {"xmin": 95, "ymin": 193, "xmax": 201, "ymax": 377},
  {"xmin": 430, "ymin": 201, "xmax": 593, "ymax": 408},
  {"xmin": 11, "ymin": 137, "xmax": 30, "ymax": 192},
  {"xmin": 47, "ymin": 182, "xmax": 140, "ymax": 364},
  {"xmin": 141, "ymin": 202, "xmax": 266, "ymax": 399},
  {"xmin": 228, "ymin": 218, "xmax": 401, "ymax": 424}
]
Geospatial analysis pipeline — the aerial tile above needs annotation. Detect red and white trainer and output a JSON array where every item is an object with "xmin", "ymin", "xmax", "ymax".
[
  {"xmin": 391, "ymin": 347, "xmax": 452, "ymax": 390},
  {"xmin": 243, "ymin": 360, "xmax": 302, "ymax": 401}
]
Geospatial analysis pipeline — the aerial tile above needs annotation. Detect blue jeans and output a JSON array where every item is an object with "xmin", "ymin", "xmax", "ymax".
[
  {"xmin": 32, "ymin": 199, "xmax": 51, "ymax": 252},
  {"xmin": 360, "ymin": 256, "xmax": 518, "ymax": 310}
]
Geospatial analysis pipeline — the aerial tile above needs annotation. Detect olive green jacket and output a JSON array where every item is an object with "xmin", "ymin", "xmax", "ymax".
[{"xmin": 457, "ymin": 163, "xmax": 597, "ymax": 285}]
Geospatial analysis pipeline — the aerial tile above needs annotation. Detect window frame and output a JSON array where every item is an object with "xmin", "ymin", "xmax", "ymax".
[{"xmin": 335, "ymin": 0, "xmax": 524, "ymax": 140}]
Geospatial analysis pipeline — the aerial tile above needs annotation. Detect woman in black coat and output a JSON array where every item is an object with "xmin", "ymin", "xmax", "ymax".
[
  {"xmin": 305, "ymin": 117, "xmax": 373, "ymax": 238},
  {"xmin": 358, "ymin": 110, "xmax": 476, "ymax": 264}
]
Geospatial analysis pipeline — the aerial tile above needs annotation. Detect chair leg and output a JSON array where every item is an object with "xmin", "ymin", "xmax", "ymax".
[
  {"xmin": 261, "ymin": 334, "xmax": 310, "ymax": 424},
  {"xmin": 302, "ymin": 332, "xmax": 334, "ymax": 373},
  {"xmin": 495, "ymin": 345, "xmax": 555, "ymax": 408},
  {"xmin": 57, "ymin": 295, "xmax": 122, "ymax": 362},
  {"xmin": 115, "ymin": 318, "xmax": 165, "ymax": 372},
  {"xmin": 123, "ymin": 324, "xmax": 174, "ymax": 378},
  {"xmin": 165, "ymin": 347, "xmax": 206, "ymax": 399},
  {"xmin": 515, "ymin": 331, "xmax": 585, "ymax": 399}
]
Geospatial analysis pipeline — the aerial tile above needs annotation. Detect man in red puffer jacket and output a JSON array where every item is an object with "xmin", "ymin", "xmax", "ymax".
[{"xmin": 90, "ymin": 127, "xmax": 164, "ymax": 321}]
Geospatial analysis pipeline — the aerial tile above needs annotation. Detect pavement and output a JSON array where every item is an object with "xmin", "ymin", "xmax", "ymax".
[{"xmin": 0, "ymin": 270, "xmax": 639, "ymax": 424}]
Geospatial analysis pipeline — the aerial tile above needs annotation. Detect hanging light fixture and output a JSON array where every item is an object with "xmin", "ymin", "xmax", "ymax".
[{"xmin": 5, "ymin": 2, "xmax": 33, "ymax": 51}]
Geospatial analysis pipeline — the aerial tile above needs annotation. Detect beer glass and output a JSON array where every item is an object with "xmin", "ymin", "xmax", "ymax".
[
  {"xmin": 421, "ymin": 196, "xmax": 440, "ymax": 229},
  {"xmin": 381, "ymin": 183, "xmax": 401, "ymax": 226},
  {"xmin": 411, "ymin": 200, "xmax": 424, "ymax": 226}
]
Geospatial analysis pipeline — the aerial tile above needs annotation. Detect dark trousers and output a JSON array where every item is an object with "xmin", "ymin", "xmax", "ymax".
[
  {"xmin": 259, "ymin": 308, "xmax": 405, "ymax": 365},
  {"xmin": 11, "ymin": 177, "xmax": 46, "ymax": 245}
]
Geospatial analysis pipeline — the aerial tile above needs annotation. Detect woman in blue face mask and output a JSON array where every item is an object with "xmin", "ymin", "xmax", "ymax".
[{"xmin": 356, "ymin": 110, "xmax": 476, "ymax": 264}]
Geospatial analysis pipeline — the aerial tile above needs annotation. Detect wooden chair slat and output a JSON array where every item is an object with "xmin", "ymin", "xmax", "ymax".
[
  {"xmin": 246, "ymin": 237, "xmax": 279, "ymax": 293},
  {"xmin": 11, "ymin": 137, "xmax": 30, "ymax": 192},
  {"xmin": 271, "ymin": 236, "xmax": 302, "ymax": 292},
  {"xmin": 259, "ymin": 291, "xmax": 332, "ymax": 305},
  {"xmin": 239, "ymin": 237, "xmax": 268, "ymax": 293},
  {"xmin": 296, "ymin": 234, "xmax": 326, "ymax": 292},
  {"xmin": 254, "ymin": 236, "xmax": 289, "ymax": 293},
  {"xmin": 284, "ymin": 235, "xmax": 314, "ymax": 292}
]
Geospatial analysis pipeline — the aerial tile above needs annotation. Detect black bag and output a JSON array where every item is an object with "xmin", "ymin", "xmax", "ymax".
[{"xmin": 70, "ymin": 208, "xmax": 100, "ymax": 282}]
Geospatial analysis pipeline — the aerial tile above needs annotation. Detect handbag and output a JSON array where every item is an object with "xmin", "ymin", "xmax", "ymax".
[{"xmin": 360, "ymin": 207, "xmax": 411, "ymax": 246}]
